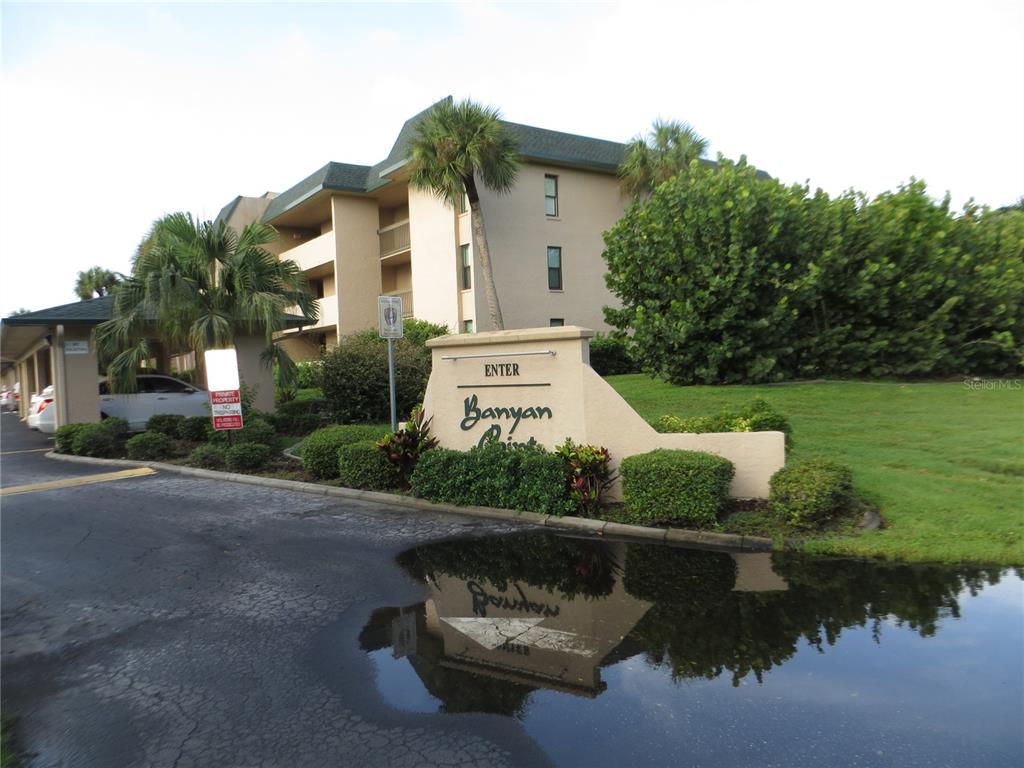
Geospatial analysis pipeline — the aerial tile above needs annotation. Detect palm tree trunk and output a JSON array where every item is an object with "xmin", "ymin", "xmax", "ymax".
[{"xmin": 465, "ymin": 182, "xmax": 504, "ymax": 331}]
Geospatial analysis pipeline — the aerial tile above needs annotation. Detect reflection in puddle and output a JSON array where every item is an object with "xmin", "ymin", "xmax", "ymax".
[{"xmin": 361, "ymin": 532, "xmax": 1022, "ymax": 766}]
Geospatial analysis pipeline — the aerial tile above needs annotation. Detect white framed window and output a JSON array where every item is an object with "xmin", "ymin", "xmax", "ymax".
[
  {"xmin": 547, "ymin": 246, "xmax": 562, "ymax": 290},
  {"xmin": 460, "ymin": 244, "xmax": 472, "ymax": 290},
  {"xmin": 544, "ymin": 175, "xmax": 558, "ymax": 217}
]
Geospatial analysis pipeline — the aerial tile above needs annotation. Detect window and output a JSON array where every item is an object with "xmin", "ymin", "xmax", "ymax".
[
  {"xmin": 544, "ymin": 175, "xmax": 558, "ymax": 216},
  {"xmin": 458, "ymin": 192, "xmax": 470, "ymax": 214},
  {"xmin": 549, "ymin": 318, "xmax": 564, "ymax": 327},
  {"xmin": 547, "ymin": 246, "xmax": 562, "ymax": 290},
  {"xmin": 462, "ymin": 320, "xmax": 474, "ymax": 334},
  {"xmin": 460, "ymin": 244, "xmax": 472, "ymax": 290}
]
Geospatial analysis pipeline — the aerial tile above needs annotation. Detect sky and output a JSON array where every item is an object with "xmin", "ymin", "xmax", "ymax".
[{"xmin": 1, "ymin": 1, "xmax": 1022, "ymax": 317}]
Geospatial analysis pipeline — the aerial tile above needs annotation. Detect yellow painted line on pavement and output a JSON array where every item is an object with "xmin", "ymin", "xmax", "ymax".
[
  {"xmin": 1, "ymin": 467, "xmax": 157, "ymax": 497},
  {"xmin": 1, "ymin": 448, "xmax": 53, "ymax": 455}
]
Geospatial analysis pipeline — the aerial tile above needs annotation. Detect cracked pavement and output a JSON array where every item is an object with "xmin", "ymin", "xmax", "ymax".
[{"xmin": 0, "ymin": 414, "xmax": 553, "ymax": 767}]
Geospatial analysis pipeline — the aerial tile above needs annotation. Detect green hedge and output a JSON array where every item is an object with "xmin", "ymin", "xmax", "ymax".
[
  {"xmin": 337, "ymin": 440, "xmax": 398, "ymax": 490},
  {"xmin": 209, "ymin": 417, "xmax": 276, "ymax": 447},
  {"xmin": 410, "ymin": 442, "xmax": 573, "ymax": 516},
  {"xmin": 71, "ymin": 423, "xmax": 122, "ymax": 458},
  {"xmin": 620, "ymin": 449, "xmax": 734, "ymax": 528},
  {"xmin": 652, "ymin": 398, "xmax": 793, "ymax": 447},
  {"xmin": 301, "ymin": 424, "xmax": 391, "ymax": 480},
  {"xmin": 188, "ymin": 443, "xmax": 225, "ymax": 469},
  {"xmin": 588, "ymin": 334, "xmax": 640, "ymax": 376},
  {"xmin": 126, "ymin": 430, "xmax": 175, "ymax": 460},
  {"xmin": 146, "ymin": 414, "xmax": 184, "ymax": 437},
  {"xmin": 770, "ymin": 459, "xmax": 854, "ymax": 527},
  {"xmin": 272, "ymin": 398, "xmax": 325, "ymax": 436},
  {"xmin": 54, "ymin": 423, "xmax": 89, "ymax": 454},
  {"xmin": 225, "ymin": 442, "xmax": 272, "ymax": 471},
  {"xmin": 178, "ymin": 416, "xmax": 211, "ymax": 442}
]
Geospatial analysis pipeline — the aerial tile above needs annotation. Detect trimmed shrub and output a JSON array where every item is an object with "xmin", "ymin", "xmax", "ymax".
[
  {"xmin": 320, "ymin": 334, "xmax": 431, "ymax": 424},
  {"xmin": 178, "ymin": 416, "xmax": 211, "ymax": 442},
  {"xmin": 410, "ymin": 442, "xmax": 573, "ymax": 516},
  {"xmin": 188, "ymin": 443, "xmax": 226, "ymax": 469},
  {"xmin": 225, "ymin": 442, "xmax": 272, "ymax": 472},
  {"xmin": 337, "ymin": 440, "xmax": 399, "ymax": 490},
  {"xmin": 55, "ymin": 423, "xmax": 89, "ymax": 454},
  {"xmin": 100, "ymin": 416, "xmax": 129, "ymax": 441},
  {"xmin": 146, "ymin": 414, "xmax": 185, "ymax": 437},
  {"xmin": 272, "ymin": 398, "xmax": 325, "ymax": 436},
  {"xmin": 126, "ymin": 430, "xmax": 174, "ymax": 461},
  {"xmin": 209, "ymin": 417, "xmax": 276, "ymax": 446},
  {"xmin": 301, "ymin": 424, "xmax": 391, "ymax": 480},
  {"xmin": 770, "ymin": 459, "xmax": 853, "ymax": 527},
  {"xmin": 71, "ymin": 423, "xmax": 120, "ymax": 458},
  {"xmin": 651, "ymin": 398, "xmax": 793, "ymax": 447},
  {"xmin": 620, "ymin": 449, "xmax": 734, "ymax": 528},
  {"xmin": 588, "ymin": 334, "xmax": 639, "ymax": 376}
]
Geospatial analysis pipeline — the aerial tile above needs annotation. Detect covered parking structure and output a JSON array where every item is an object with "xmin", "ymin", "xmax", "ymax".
[{"xmin": 1, "ymin": 296, "xmax": 285, "ymax": 430}]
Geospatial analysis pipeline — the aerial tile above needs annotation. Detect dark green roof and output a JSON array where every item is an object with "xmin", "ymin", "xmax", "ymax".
[
  {"xmin": 261, "ymin": 96, "xmax": 637, "ymax": 223},
  {"xmin": 3, "ymin": 296, "xmax": 118, "ymax": 325},
  {"xmin": 3, "ymin": 295, "xmax": 307, "ymax": 328},
  {"xmin": 215, "ymin": 195, "xmax": 243, "ymax": 226}
]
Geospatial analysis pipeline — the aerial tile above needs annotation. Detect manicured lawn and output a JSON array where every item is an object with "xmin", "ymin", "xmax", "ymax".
[{"xmin": 608, "ymin": 375, "xmax": 1024, "ymax": 565}]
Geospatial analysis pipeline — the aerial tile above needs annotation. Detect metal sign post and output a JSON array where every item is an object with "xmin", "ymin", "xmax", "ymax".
[{"xmin": 378, "ymin": 295, "xmax": 404, "ymax": 432}]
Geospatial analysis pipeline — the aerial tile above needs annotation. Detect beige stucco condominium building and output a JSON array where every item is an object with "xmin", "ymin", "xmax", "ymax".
[{"xmin": 216, "ymin": 97, "xmax": 631, "ymax": 359}]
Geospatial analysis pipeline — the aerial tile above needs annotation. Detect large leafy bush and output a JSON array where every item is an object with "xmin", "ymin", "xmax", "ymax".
[
  {"xmin": 603, "ymin": 158, "xmax": 1024, "ymax": 382},
  {"xmin": 125, "ymin": 430, "xmax": 175, "ymax": 460},
  {"xmin": 320, "ymin": 334, "xmax": 431, "ymax": 424}
]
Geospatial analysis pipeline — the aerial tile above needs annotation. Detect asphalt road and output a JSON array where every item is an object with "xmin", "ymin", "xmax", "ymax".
[{"xmin": 0, "ymin": 413, "xmax": 551, "ymax": 768}]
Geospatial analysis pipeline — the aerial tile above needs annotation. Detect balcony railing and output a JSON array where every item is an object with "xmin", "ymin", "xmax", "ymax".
[
  {"xmin": 379, "ymin": 220, "xmax": 410, "ymax": 259},
  {"xmin": 384, "ymin": 290, "xmax": 414, "ymax": 317}
]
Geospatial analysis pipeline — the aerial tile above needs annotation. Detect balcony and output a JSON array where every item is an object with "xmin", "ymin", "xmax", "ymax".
[
  {"xmin": 281, "ymin": 231, "xmax": 334, "ymax": 273},
  {"xmin": 379, "ymin": 220, "xmax": 410, "ymax": 260},
  {"xmin": 384, "ymin": 290, "xmax": 414, "ymax": 318},
  {"xmin": 284, "ymin": 294, "xmax": 337, "ymax": 333}
]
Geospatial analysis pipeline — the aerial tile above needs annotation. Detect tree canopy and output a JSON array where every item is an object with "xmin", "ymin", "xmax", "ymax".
[
  {"xmin": 408, "ymin": 98, "xmax": 520, "ymax": 330},
  {"xmin": 75, "ymin": 266, "xmax": 122, "ymax": 300},
  {"xmin": 95, "ymin": 213, "xmax": 317, "ymax": 391},
  {"xmin": 618, "ymin": 118, "xmax": 709, "ymax": 200}
]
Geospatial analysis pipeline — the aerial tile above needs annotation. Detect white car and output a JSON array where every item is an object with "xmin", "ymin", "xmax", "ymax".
[
  {"xmin": 1, "ymin": 387, "xmax": 18, "ymax": 413},
  {"xmin": 27, "ymin": 385, "xmax": 56, "ymax": 433},
  {"xmin": 100, "ymin": 374, "xmax": 209, "ymax": 431}
]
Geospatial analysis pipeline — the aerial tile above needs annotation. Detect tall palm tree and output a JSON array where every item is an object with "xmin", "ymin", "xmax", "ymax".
[
  {"xmin": 408, "ymin": 98, "xmax": 520, "ymax": 330},
  {"xmin": 75, "ymin": 266, "xmax": 122, "ymax": 299},
  {"xmin": 95, "ymin": 213, "xmax": 317, "ymax": 392},
  {"xmin": 618, "ymin": 119, "xmax": 709, "ymax": 200}
]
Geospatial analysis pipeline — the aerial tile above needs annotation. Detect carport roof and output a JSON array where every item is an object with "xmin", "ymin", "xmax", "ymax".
[{"xmin": 3, "ymin": 296, "xmax": 309, "ymax": 329}]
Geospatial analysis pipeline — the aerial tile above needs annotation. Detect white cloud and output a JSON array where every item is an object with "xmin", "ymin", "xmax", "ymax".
[{"xmin": 1, "ymin": 1, "xmax": 1021, "ymax": 317}]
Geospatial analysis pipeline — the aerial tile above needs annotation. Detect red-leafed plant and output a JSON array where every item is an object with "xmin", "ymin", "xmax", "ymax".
[{"xmin": 556, "ymin": 438, "xmax": 614, "ymax": 517}]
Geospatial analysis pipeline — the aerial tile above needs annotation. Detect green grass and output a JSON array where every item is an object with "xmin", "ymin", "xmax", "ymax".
[{"xmin": 608, "ymin": 376, "xmax": 1024, "ymax": 565}]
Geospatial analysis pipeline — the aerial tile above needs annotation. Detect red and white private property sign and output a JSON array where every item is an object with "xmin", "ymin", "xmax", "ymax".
[{"xmin": 210, "ymin": 389, "xmax": 244, "ymax": 430}]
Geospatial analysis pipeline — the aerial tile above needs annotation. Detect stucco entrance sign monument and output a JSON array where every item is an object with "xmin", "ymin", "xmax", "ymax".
[{"xmin": 422, "ymin": 326, "xmax": 785, "ymax": 500}]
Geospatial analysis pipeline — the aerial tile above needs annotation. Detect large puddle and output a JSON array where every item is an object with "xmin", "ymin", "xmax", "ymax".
[{"xmin": 362, "ymin": 532, "xmax": 1023, "ymax": 767}]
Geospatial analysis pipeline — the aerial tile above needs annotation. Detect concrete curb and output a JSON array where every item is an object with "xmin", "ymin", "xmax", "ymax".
[{"xmin": 45, "ymin": 451, "xmax": 774, "ymax": 552}]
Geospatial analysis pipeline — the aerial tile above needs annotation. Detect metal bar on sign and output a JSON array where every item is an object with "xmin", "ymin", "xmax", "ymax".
[{"xmin": 440, "ymin": 350, "xmax": 556, "ymax": 361}]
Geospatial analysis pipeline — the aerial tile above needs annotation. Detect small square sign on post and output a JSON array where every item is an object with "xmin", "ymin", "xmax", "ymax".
[
  {"xmin": 378, "ymin": 295, "xmax": 404, "ymax": 339},
  {"xmin": 378, "ymin": 295, "xmax": 404, "ymax": 431},
  {"xmin": 204, "ymin": 348, "xmax": 244, "ymax": 431}
]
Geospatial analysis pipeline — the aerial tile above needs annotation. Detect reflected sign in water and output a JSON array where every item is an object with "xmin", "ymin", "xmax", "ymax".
[{"xmin": 362, "ymin": 533, "xmax": 1023, "ymax": 767}]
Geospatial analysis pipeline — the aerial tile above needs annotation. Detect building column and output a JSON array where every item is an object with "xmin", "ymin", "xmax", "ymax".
[{"xmin": 59, "ymin": 326, "xmax": 101, "ymax": 425}]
